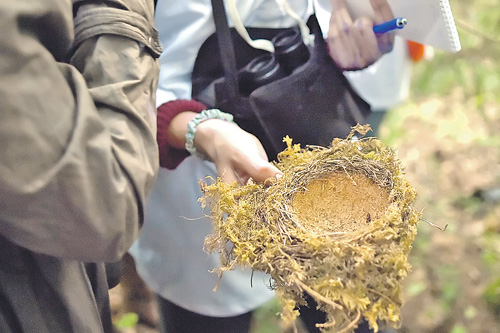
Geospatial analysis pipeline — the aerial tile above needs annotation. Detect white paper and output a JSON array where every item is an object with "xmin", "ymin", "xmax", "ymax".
[{"xmin": 346, "ymin": 0, "xmax": 461, "ymax": 52}]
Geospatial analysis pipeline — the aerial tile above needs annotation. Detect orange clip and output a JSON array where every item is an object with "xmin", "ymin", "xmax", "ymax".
[{"xmin": 407, "ymin": 40, "xmax": 426, "ymax": 62}]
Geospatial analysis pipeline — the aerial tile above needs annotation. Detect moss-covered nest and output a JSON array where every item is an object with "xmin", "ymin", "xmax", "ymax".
[{"xmin": 199, "ymin": 125, "xmax": 421, "ymax": 332}]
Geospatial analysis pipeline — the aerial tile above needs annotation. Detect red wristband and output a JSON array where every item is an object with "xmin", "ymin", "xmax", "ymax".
[{"xmin": 157, "ymin": 99, "xmax": 207, "ymax": 169}]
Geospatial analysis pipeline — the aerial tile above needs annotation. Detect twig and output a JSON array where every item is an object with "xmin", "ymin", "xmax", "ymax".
[
  {"xmin": 337, "ymin": 310, "xmax": 362, "ymax": 333},
  {"xmin": 421, "ymin": 218, "xmax": 448, "ymax": 231},
  {"xmin": 295, "ymin": 280, "xmax": 343, "ymax": 310},
  {"xmin": 455, "ymin": 19, "xmax": 500, "ymax": 44}
]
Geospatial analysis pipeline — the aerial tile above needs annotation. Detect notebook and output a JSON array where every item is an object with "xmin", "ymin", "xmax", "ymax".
[{"xmin": 346, "ymin": 0, "xmax": 461, "ymax": 52}]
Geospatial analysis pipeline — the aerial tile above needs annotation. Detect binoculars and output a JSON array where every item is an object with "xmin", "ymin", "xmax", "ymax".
[{"xmin": 239, "ymin": 28, "xmax": 310, "ymax": 96}]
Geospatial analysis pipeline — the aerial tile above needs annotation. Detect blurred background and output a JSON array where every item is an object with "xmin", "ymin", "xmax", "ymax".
[
  {"xmin": 376, "ymin": 0, "xmax": 500, "ymax": 331},
  {"xmin": 110, "ymin": 0, "xmax": 500, "ymax": 332}
]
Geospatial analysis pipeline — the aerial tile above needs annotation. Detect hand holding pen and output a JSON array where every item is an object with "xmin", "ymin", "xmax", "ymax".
[{"xmin": 328, "ymin": 0, "xmax": 399, "ymax": 70}]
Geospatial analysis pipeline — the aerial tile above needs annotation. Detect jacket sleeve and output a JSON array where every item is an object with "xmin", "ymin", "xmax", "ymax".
[{"xmin": 0, "ymin": 0, "xmax": 161, "ymax": 262}]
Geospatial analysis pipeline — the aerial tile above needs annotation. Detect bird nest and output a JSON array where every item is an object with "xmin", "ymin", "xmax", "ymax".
[{"xmin": 200, "ymin": 125, "xmax": 421, "ymax": 332}]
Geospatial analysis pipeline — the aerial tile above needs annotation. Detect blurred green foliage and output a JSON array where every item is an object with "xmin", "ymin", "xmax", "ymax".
[
  {"xmin": 251, "ymin": 298, "xmax": 284, "ymax": 333},
  {"xmin": 411, "ymin": 0, "xmax": 500, "ymax": 101},
  {"xmin": 380, "ymin": 0, "xmax": 500, "ymax": 331},
  {"xmin": 115, "ymin": 312, "xmax": 139, "ymax": 329}
]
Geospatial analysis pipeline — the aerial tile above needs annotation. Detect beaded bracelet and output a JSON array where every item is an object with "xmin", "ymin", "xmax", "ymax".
[{"xmin": 185, "ymin": 109, "xmax": 235, "ymax": 159}]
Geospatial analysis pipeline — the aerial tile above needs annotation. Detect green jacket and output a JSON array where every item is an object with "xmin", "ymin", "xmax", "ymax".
[{"xmin": 0, "ymin": 0, "xmax": 161, "ymax": 331}]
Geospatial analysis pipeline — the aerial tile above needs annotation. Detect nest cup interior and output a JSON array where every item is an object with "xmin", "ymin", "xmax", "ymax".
[{"xmin": 291, "ymin": 172, "xmax": 390, "ymax": 235}]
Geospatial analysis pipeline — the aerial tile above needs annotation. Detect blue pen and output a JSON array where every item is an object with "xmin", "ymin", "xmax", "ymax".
[{"xmin": 373, "ymin": 17, "xmax": 407, "ymax": 34}]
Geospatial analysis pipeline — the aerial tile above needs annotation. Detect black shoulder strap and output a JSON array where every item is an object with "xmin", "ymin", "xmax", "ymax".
[{"xmin": 210, "ymin": 0, "xmax": 240, "ymax": 101}]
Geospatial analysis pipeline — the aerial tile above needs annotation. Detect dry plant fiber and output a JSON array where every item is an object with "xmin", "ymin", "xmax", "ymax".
[{"xmin": 200, "ymin": 124, "xmax": 421, "ymax": 332}]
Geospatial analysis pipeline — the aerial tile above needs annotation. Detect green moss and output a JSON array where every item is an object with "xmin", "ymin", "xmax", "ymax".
[{"xmin": 200, "ymin": 125, "xmax": 421, "ymax": 332}]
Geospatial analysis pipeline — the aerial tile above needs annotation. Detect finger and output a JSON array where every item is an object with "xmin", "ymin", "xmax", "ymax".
[
  {"xmin": 375, "ymin": 28, "xmax": 395, "ymax": 54},
  {"xmin": 237, "ymin": 174, "xmax": 250, "ymax": 186},
  {"xmin": 330, "ymin": 16, "xmax": 380, "ymax": 69},
  {"xmin": 328, "ymin": 11, "xmax": 360, "ymax": 69},
  {"xmin": 259, "ymin": 166, "xmax": 283, "ymax": 184},
  {"xmin": 219, "ymin": 165, "xmax": 240, "ymax": 185},
  {"xmin": 352, "ymin": 17, "xmax": 380, "ymax": 65},
  {"xmin": 329, "ymin": 0, "xmax": 358, "ymax": 69},
  {"xmin": 377, "ymin": 33, "xmax": 394, "ymax": 54},
  {"xmin": 328, "ymin": 29, "xmax": 356, "ymax": 68},
  {"xmin": 330, "ymin": 0, "xmax": 353, "ymax": 29},
  {"xmin": 246, "ymin": 161, "xmax": 282, "ymax": 184},
  {"xmin": 330, "ymin": 0, "xmax": 354, "ymax": 39},
  {"xmin": 369, "ymin": 0, "xmax": 395, "ymax": 52},
  {"xmin": 369, "ymin": 0, "xmax": 394, "ymax": 24},
  {"xmin": 331, "ymin": 0, "xmax": 348, "ymax": 13},
  {"xmin": 368, "ymin": 0, "xmax": 395, "ymax": 54}
]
